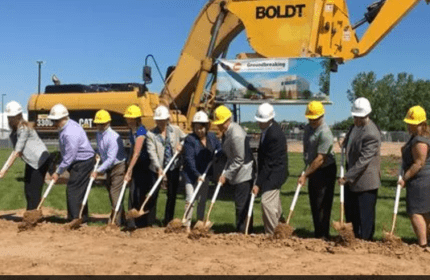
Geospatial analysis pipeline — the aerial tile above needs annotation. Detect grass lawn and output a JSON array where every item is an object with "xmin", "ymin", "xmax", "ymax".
[{"xmin": 0, "ymin": 148, "xmax": 416, "ymax": 242}]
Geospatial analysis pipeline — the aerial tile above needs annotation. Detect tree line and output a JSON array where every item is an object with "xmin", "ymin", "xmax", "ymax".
[{"xmin": 333, "ymin": 72, "xmax": 430, "ymax": 131}]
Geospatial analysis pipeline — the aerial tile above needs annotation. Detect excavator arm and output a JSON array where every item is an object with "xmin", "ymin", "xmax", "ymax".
[{"xmin": 161, "ymin": 0, "xmax": 428, "ymax": 127}]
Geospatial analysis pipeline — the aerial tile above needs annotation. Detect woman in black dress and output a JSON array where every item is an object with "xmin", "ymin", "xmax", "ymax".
[{"xmin": 399, "ymin": 105, "xmax": 430, "ymax": 248}]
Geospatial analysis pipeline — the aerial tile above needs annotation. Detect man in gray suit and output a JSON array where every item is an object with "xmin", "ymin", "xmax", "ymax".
[
  {"xmin": 338, "ymin": 97, "xmax": 381, "ymax": 240},
  {"xmin": 213, "ymin": 105, "xmax": 255, "ymax": 233}
]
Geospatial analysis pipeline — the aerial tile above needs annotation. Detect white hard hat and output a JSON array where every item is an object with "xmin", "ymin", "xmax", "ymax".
[
  {"xmin": 5, "ymin": 101, "xmax": 23, "ymax": 117},
  {"xmin": 192, "ymin": 111, "xmax": 209, "ymax": 123},
  {"xmin": 255, "ymin": 103, "xmax": 275, "ymax": 122},
  {"xmin": 48, "ymin": 104, "xmax": 69, "ymax": 120},
  {"xmin": 153, "ymin": 105, "xmax": 170, "ymax": 120},
  {"xmin": 351, "ymin": 97, "xmax": 372, "ymax": 117}
]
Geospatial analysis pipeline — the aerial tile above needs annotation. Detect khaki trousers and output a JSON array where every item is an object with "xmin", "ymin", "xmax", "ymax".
[
  {"xmin": 261, "ymin": 189, "xmax": 282, "ymax": 235},
  {"xmin": 106, "ymin": 162, "xmax": 126, "ymax": 226}
]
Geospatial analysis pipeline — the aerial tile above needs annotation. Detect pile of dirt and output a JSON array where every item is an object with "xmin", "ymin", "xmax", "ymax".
[
  {"xmin": 164, "ymin": 218, "xmax": 185, "ymax": 234},
  {"xmin": 383, "ymin": 231, "xmax": 403, "ymax": 247},
  {"xmin": 22, "ymin": 210, "xmax": 43, "ymax": 225},
  {"xmin": 188, "ymin": 227, "xmax": 211, "ymax": 240},
  {"xmin": 332, "ymin": 221, "xmax": 355, "ymax": 246},
  {"xmin": 2, "ymin": 208, "xmax": 430, "ymax": 275},
  {"xmin": 65, "ymin": 218, "xmax": 82, "ymax": 230},
  {"xmin": 273, "ymin": 223, "xmax": 294, "ymax": 239}
]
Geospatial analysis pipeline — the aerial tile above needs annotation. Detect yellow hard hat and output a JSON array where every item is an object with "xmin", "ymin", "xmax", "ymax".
[
  {"xmin": 305, "ymin": 101, "xmax": 325, "ymax": 119},
  {"xmin": 404, "ymin": 105, "xmax": 427, "ymax": 125},
  {"xmin": 94, "ymin": 109, "xmax": 111, "ymax": 124},
  {"xmin": 212, "ymin": 105, "xmax": 232, "ymax": 125},
  {"xmin": 124, "ymin": 105, "xmax": 142, "ymax": 118}
]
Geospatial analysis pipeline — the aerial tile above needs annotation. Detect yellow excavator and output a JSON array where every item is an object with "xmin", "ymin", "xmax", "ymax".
[{"xmin": 27, "ymin": 0, "xmax": 429, "ymax": 138}]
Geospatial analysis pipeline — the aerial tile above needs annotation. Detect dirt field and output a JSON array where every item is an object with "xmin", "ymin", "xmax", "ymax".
[{"xmin": 1, "ymin": 207, "xmax": 429, "ymax": 275}]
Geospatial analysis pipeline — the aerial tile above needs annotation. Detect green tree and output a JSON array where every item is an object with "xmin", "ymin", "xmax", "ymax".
[
  {"xmin": 319, "ymin": 59, "xmax": 331, "ymax": 95},
  {"xmin": 302, "ymin": 90, "xmax": 312, "ymax": 99},
  {"xmin": 346, "ymin": 71, "xmax": 430, "ymax": 131},
  {"xmin": 279, "ymin": 87, "xmax": 287, "ymax": 99}
]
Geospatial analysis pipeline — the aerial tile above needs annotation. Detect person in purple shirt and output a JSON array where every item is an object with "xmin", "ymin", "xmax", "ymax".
[
  {"xmin": 49, "ymin": 104, "xmax": 95, "ymax": 224},
  {"xmin": 91, "ymin": 110, "xmax": 127, "ymax": 226}
]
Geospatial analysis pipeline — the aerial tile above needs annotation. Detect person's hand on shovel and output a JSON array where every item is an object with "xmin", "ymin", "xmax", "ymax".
[
  {"xmin": 398, "ymin": 177, "xmax": 406, "ymax": 188},
  {"xmin": 218, "ymin": 175, "xmax": 226, "ymax": 186},
  {"xmin": 338, "ymin": 177, "xmax": 347, "ymax": 186},
  {"xmin": 297, "ymin": 173, "xmax": 307, "ymax": 187},
  {"xmin": 252, "ymin": 185, "xmax": 259, "ymax": 196},
  {"xmin": 91, "ymin": 171, "xmax": 98, "ymax": 180},
  {"xmin": 157, "ymin": 168, "xmax": 164, "ymax": 178},
  {"xmin": 176, "ymin": 143, "xmax": 183, "ymax": 153},
  {"xmin": 52, "ymin": 173, "xmax": 60, "ymax": 183},
  {"xmin": 124, "ymin": 170, "xmax": 133, "ymax": 183}
]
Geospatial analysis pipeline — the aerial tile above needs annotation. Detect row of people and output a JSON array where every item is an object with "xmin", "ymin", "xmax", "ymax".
[{"xmin": 1, "ymin": 99, "xmax": 429, "ymax": 246}]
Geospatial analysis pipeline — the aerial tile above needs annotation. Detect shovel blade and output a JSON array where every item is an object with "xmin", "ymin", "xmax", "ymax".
[
  {"xmin": 203, "ymin": 220, "xmax": 213, "ymax": 229},
  {"xmin": 125, "ymin": 209, "xmax": 147, "ymax": 219},
  {"xmin": 67, "ymin": 218, "xmax": 83, "ymax": 230},
  {"xmin": 22, "ymin": 209, "xmax": 43, "ymax": 225},
  {"xmin": 193, "ymin": 220, "xmax": 205, "ymax": 230}
]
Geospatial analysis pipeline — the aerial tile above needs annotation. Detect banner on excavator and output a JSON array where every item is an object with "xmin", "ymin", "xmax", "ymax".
[{"xmin": 216, "ymin": 57, "xmax": 330, "ymax": 104}]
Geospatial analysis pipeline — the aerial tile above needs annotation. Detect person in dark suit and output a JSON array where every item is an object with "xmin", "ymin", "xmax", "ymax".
[
  {"xmin": 338, "ymin": 97, "xmax": 381, "ymax": 241},
  {"xmin": 252, "ymin": 103, "xmax": 288, "ymax": 234}
]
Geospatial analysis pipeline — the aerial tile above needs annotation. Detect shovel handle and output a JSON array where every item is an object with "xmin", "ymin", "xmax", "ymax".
[
  {"xmin": 137, "ymin": 149, "xmax": 183, "ymax": 214},
  {"xmin": 245, "ymin": 192, "xmax": 255, "ymax": 235},
  {"xmin": 286, "ymin": 171, "xmax": 305, "ymax": 225},
  {"xmin": 0, "ymin": 152, "xmax": 15, "ymax": 173},
  {"xmin": 391, "ymin": 176, "xmax": 403, "ymax": 234},
  {"xmin": 183, "ymin": 157, "xmax": 216, "ymax": 220},
  {"xmin": 78, "ymin": 158, "xmax": 101, "ymax": 218},
  {"xmin": 112, "ymin": 181, "xmax": 128, "ymax": 224},
  {"xmin": 37, "ymin": 179, "xmax": 56, "ymax": 210}
]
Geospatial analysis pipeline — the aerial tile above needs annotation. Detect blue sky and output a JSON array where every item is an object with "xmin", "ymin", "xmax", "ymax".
[{"xmin": 1, "ymin": 0, "xmax": 429, "ymax": 126}]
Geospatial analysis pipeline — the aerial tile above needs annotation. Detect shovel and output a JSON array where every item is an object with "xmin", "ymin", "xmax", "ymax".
[
  {"xmin": 126, "ymin": 141, "xmax": 184, "ymax": 219},
  {"xmin": 245, "ymin": 192, "xmax": 256, "ymax": 235},
  {"xmin": 22, "ymin": 179, "xmax": 56, "ymax": 225},
  {"xmin": 384, "ymin": 168, "xmax": 403, "ymax": 244},
  {"xmin": 68, "ymin": 157, "xmax": 101, "ymax": 229},
  {"xmin": 110, "ymin": 180, "xmax": 129, "ymax": 226},
  {"xmin": 286, "ymin": 170, "xmax": 305, "ymax": 225},
  {"xmin": 200, "ymin": 165, "xmax": 228, "ymax": 229},
  {"xmin": 0, "ymin": 152, "xmax": 15, "ymax": 176},
  {"xmin": 332, "ymin": 146, "xmax": 354, "ymax": 243},
  {"xmin": 182, "ymin": 150, "xmax": 219, "ymax": 225}
]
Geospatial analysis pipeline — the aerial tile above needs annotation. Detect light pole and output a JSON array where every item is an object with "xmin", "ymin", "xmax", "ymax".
[
  {"xmin": 37, "ymin": 61, "xmax": 44, "ymax": 94},
  {"xmin": 1, "ymin": 94, "xmax": 6, "ymax": 139}
]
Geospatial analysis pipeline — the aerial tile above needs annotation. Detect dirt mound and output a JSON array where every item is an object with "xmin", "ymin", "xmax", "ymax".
[
  {"xmin": 22, "ymin": 210, "xmax": 43, "ymax": 225},
  {"xmin": 273, "ymin": 223, "xmax": 295, "ymax": 239},
  {"xmin": 2, "ymin": 208, "xmax": 430, "ymax": 275},
  {"xmin": 165, "ymin": 218, "xmax": 185, "ymax": 234},
  {"xmin": 383, "ymin": 231, "xmax": 403, "ymax": 247},
  {"xmin": 332, "ymin": 221, "xmax": 355, "ymax": 246},
  {"xmin": 188, "ymin": 227, "xmax": 211, "ymax": 240}
]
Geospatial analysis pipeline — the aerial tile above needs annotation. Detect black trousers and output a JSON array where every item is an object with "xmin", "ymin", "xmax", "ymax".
[
  {"xmin": 129, "ymin": 160, "xmax": 156, "ymax": 228},
  {"xmin": 344, "ymin": 187, "xmax": 378, "ymax": 240},
  {"xmin": 232, "ymin": 179, "xmax": 253, "ymax": 233},
  {"xmin": 164, "ymin": 168, "xmax": 180, "ymax": 225},
  {"xmin": 66, "ymin": 157, "xmax": 95, "ymax": 222},
  {"xmin": 23, "ymin": 158, "xmax": 51, "ymax": 210},
  {"xmin": 308, "ymin": 163, "xmax": 336, "ymax": 238}
]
